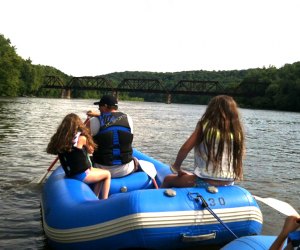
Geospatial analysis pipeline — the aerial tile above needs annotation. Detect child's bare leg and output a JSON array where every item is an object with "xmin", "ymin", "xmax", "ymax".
[
  {"xmin": 100, "ymin": 173, "xmax": 111, "ymax": 199},
  {"xmin": 93, "ymin": 182, "xmax": 102, "ymax": 198},
  {"xmin": 161, "ymin": 174, "xmax": 196, "ymax": 188},
  {"xmin": 84, "ymin": 168, "xmax": 111, "ymax": 199}
]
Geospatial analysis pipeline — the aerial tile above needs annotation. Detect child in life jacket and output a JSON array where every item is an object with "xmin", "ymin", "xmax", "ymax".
[{"xmin": 47, "ymin": 113, "xmax": 111, "ymax": 199}]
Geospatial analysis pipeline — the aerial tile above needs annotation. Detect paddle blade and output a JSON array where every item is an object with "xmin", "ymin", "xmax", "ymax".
[
  {"xmin": 253, "ymin": 195, "xmax": 299, "ymax": 216},
  {"xmin": 139, "ymin": 160, "xmax": 157, "ymax": 179}
]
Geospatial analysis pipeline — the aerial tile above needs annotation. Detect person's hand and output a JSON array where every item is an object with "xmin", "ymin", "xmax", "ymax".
[
  {"xmin": 281, "ymin": 215, "xmax": 300, "ymax": 237},
  {"xmin": 177, "ymin": 169, "xmax": 188, "ymax": 177},
  {"xmin": 171, "ymin": 163, "xmax": 188, "ymax": 177},
  {"xmin": 86, "ymin": 110, "xmax": 99, "ymax": 117},
  {"xmin": 269, "ymin": 215, "xmax": 300, "ymax": 250}
]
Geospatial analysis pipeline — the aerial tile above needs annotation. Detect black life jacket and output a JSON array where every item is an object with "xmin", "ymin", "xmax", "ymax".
[
  {"xmin": 58, "ymin": 134, "xmax": 91, "ymax": 176},
  {"xmin": 93, "ymin": 112, "xmax": 133, "ymax": 166}
]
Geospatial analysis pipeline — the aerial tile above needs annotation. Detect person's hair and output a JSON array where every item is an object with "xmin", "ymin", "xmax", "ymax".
[
  {"xmin": 104, "ymin": 104, "xmax": 118, "ymax": 111},
  {"xmin": 195, "ymin": 95, "xmax": 245, "ymax": 180},
  {"xmin": 47, "ymin": 113, "xmax": 96, "ymax": 155}
]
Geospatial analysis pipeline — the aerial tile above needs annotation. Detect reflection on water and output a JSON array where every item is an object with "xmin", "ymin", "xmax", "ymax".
[{"xmin": 0, "ymin": 97, "xmax": 299, "ymax": 249}]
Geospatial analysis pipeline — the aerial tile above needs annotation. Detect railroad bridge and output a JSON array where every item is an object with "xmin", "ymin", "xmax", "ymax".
[{"xmin": 41, "ymin": 76, "xmax": 265, "ymax": 103}]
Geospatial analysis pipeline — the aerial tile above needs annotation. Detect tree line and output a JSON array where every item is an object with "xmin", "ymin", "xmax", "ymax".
[{"xmin": 1, "ymin": 33, "xmax": 299, "ymax": 112}]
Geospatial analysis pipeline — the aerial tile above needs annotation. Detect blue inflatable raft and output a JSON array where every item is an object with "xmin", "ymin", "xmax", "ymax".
[
  {"xmin": 222, "ymin": 230, "xmax": 300, "ymax": 249},
  {"xmin": 221, "ymin": 235, "xmax": 284, "ymax": 250},
  {"xmin": 41, "ymin": 149, "xmax": 263, "ymax": 249}
]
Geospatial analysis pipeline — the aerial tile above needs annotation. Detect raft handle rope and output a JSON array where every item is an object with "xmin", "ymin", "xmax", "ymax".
[{"xmin": 188, "ymin": 192, "xmax": 238, "ymax": 240}]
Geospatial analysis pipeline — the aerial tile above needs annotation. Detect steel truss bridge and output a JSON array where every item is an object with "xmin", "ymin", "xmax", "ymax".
[{"xmin": 40, "ymin": 76, "xmax": 265, "ymax": 103}]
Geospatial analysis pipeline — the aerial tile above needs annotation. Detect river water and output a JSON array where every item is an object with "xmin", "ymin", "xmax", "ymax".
[{"xmin": 0, "ymin": 97, "xmax": 299, "ymax": 250}]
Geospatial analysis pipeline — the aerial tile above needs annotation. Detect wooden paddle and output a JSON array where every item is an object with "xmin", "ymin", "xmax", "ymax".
[{"xmin": 253, "ymin": 195, "xmax": 299, "ymax": 216}]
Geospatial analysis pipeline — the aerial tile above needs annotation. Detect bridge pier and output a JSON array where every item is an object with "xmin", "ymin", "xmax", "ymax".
[
  {"xmin": 61, "ymin": 89, "xmax": 71, "ymax": 99},
  {"xmin": 166, "ymin": 94, "xmax": 172, "ymax": 104}
]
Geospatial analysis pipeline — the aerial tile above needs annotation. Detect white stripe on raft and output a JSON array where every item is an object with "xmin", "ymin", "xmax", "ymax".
[{"xmin": 42, "ymin": 205, "xmax": 262, "ymax": 243}]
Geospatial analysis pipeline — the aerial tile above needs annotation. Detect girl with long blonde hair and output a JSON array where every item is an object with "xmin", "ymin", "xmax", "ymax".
[
  {"xmin": 47, "ymin": 113, "xmax": 111, "ymax": 199},
  {"xmin": 161, "ymin": 95, "xmax": 245, "ymax": 188}
]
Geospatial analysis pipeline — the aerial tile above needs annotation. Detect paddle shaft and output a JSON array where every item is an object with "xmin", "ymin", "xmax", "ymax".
[
  {"xmin": 36, "ymin": 157, "xmax": 59, "ymax": 183},
  {"xmin": 48, "ymin": 156, "xmax": 59, "ymax": 171},
  {"xmin": 152, "ymin": 178, "xmax": 159, "ymax": 189}
]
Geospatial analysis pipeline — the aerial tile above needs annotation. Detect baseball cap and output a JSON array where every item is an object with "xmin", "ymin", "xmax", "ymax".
[{"xmin": 93, "ymin": 95, "xmax": 118, "ymax": 107}]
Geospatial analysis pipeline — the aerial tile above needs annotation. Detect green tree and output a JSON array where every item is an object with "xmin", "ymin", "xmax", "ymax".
[
  {"xmin": 0, "ymin": 34, "xmax": 22, "ymax": 96},
  {"xmin": 19, "ymin": 58, "xmax": 35, "ymax": 95}
]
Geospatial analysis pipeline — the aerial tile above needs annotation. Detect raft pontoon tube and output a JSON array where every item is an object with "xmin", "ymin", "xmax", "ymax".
[{"xmin": 41, "ymin": 149, "xmax": 263, "ymax": 249}]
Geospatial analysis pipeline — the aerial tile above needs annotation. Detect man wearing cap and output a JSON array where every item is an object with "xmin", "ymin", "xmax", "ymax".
[{"xmin": 86, "ymin": 95, "xmax": 135, "ymax": 178}]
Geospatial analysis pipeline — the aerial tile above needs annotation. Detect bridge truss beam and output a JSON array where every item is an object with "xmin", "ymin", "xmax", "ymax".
[
  {"xmin": 68, "ymin": 76, "xmax": 115, "ymax": 91},
  {"xmin": 117, "ymin": 78, "xmax": 169, "ymax": 93},
  {"xmin": 40, "ymin": 76, "xmax": 265, "ymax": 99},
  {"xmin": 170, "ymin": 80, "xmax": 225, "ymax": 95}
]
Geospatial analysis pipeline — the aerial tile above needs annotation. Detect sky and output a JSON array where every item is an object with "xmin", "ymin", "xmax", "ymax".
[{"xmin": 1, "ymin": 0, "xmax": 300, "ymax": 77}]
